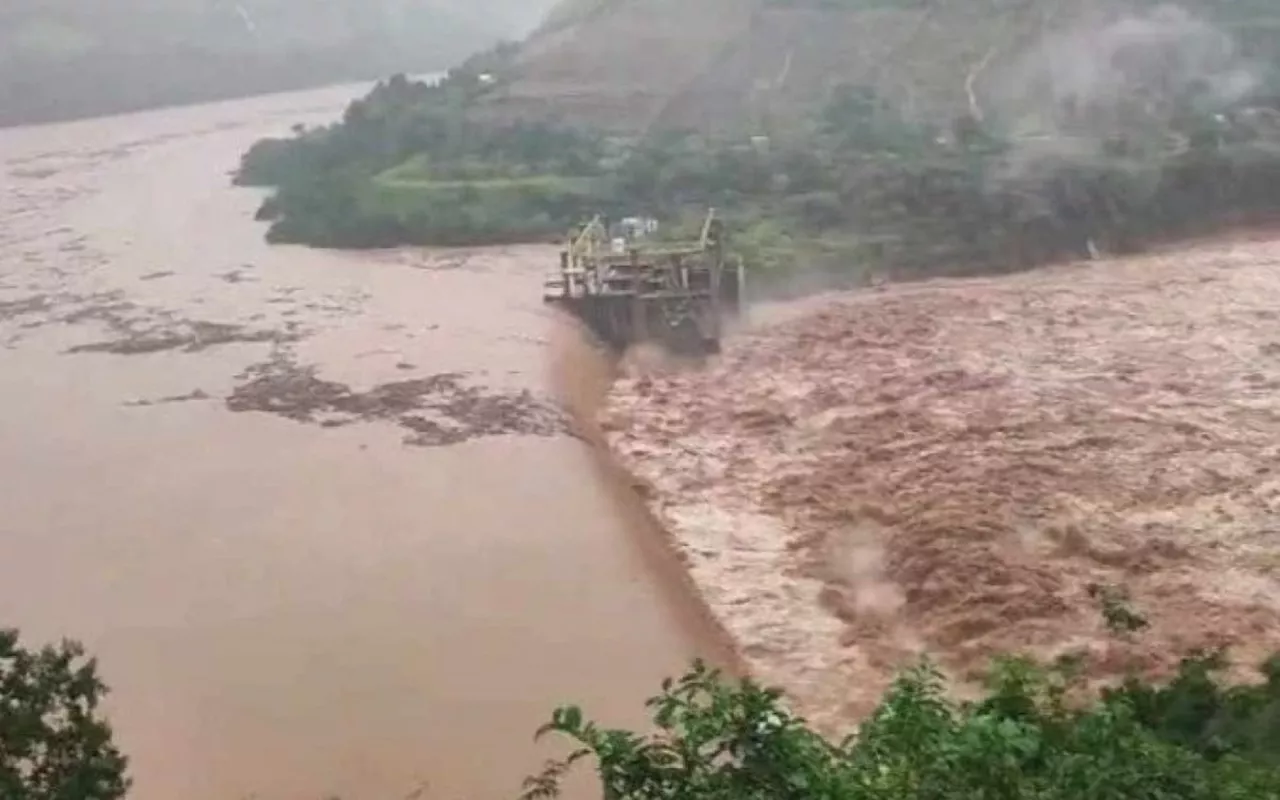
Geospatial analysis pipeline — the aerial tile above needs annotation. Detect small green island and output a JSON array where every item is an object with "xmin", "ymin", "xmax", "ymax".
[{"xmin": 237, "ymin": 0, "xmax": 1280, "ymax": 287}]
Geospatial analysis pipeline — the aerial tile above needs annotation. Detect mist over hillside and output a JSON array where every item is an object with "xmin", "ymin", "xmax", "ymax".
[
  {"xmin": 0, "ymin": 0, "xmax": 556, "ymax": 127},
  {"xmin": 484, "ymin": 0, "xmax": 1280, "ymax": 135}
]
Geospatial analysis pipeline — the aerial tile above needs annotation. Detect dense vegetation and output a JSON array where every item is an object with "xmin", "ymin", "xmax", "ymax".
[
  {"xmin": 0, "ymin": 629, "xmax": 129, "ymax": 800},
  {"xmin": 237, "ymin": 2, "xmax": 1280, "ymax": 287},
  {"xmin": 527, "ymin": 598, "xmax": 1280, "ymax": 800},
  {"xmin": 236, "ymin": 50, "xmax": 623, "ymax": 248},
  {"xmin": 237, "ymin": 56, "xmax": 616, "ymax": 247},
  {"xmin": 0, "ymin": 0, "xmax": 547, "ymax": 127}
]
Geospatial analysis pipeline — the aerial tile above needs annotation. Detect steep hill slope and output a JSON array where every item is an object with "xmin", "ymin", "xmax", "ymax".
[
  {"xmin": 483, "ymin": 0, "xmax": 758, "ymax": 132},
  {"xmin": 483, "ymin": 0, "xmax": 1280, "ymax": 134}
]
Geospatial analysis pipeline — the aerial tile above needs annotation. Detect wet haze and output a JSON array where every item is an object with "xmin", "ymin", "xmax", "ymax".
[
  {"xmin": 988, "ymin": 4, "xmax": 1262, "ymax": 173},
  {"xmin": 0, "ymin": 0, "xmax": 559, "ymax": 126}
]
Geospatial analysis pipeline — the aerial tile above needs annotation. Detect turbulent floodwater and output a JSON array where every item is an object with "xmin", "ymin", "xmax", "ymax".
[
  {"xmin": 0, "ymin": 84, "xmax": 731, "ymax": 800},
  {"xmin": 605, "ymin": 237, "xmax": 1280, "ymax": 733}
]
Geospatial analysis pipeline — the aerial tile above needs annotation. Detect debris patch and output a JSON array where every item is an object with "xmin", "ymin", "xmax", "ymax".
[
  {"xmin": 67, "ymin": 320, "xmax": 299, "ymax": 355},
  {"xmin": 124, "ymin": 390, "xmax": 212, "ymax": 408},
  {"xmin": 227, "ymin": 353, "xmax": 567, "ymax": 446},
  {"xmin": 0, "ymin": 295, "xmax": 53, "ymax": 321}
]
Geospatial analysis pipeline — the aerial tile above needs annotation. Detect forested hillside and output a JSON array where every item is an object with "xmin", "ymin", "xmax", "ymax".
[{"xmin": 236, "ymin": 0, "xmax": 1280, "ymax": 288}]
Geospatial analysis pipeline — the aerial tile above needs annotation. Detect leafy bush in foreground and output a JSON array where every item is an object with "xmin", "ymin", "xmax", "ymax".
[
  {"xmin": 0, "ymin": 629, "xmax": 129, "ymax": 800},
  {"xmin": 526, "ymin": 652, "xmax": 1280, "ymax": 800}
]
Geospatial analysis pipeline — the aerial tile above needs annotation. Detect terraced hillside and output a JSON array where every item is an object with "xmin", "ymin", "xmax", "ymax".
[
  {"xmin": 485, "ymin": 0, "xmax": 757, "ymax": 132},
  {"xmin": 483, "ymin": 0, "xmax": 1280, "ymax": 134}
]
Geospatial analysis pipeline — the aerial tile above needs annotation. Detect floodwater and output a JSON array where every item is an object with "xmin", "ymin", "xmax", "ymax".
[{"xmin": 0, "ymin": 85, "xmax": 732, "ymax": 800}]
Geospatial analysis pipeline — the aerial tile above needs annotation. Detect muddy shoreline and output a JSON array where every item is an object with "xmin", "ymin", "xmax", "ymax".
[{"xmin": 602, "ymin": 237, "xmax": 1280, "ymax": 733}]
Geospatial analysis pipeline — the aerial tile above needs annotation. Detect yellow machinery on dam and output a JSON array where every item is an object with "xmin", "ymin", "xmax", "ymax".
[{"xmin": 542, "ymin": 208, "xmax": 745, "ymax": 355}]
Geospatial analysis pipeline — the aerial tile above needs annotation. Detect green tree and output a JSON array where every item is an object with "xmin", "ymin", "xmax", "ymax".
[
  {"xmin": 0, "ymin": 629, "xmax": 129, "ymax": 800},
  {"xmin": 526, "ymin": 656, "xmax": 1280, "ymax": 800}
]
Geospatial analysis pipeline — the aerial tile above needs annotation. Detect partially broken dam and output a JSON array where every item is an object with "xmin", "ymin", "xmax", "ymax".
[{"xmin": 603, "ymin": 234, "xmax": 1280, "ymax": 734}]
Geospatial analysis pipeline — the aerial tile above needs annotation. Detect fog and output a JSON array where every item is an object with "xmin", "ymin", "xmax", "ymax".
[
  {"xmin": 988, "ymin": 4, "xmax": 1262, "ymax": 172},
  {"xmin": 0, "ymin": 0, "xmax": 560, "ymax": 126},
  {"xmin": 1, "ymin": 0, "xmax": 555, "ymax": 50}
]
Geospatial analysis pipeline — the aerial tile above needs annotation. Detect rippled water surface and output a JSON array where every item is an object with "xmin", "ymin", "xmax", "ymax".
[{"xmin": 0, "ymin": 85, "xmax": 729, "ymax": 800}]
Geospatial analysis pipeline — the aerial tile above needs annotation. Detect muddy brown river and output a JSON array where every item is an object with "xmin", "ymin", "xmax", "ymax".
[{"xmin": 0, "ymin": 85, "xmax": 730, "ymax": 800}]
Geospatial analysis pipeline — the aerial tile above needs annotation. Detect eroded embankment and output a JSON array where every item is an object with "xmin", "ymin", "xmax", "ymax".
[{"xmin": 603, "ymin": 236, "xmax": 1280, "ymax": 733}]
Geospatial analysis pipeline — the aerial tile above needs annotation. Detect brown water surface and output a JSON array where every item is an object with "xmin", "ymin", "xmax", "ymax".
[{"xmin": 0, "ymin": 84, "xmax": 728, "ymax": 800}]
